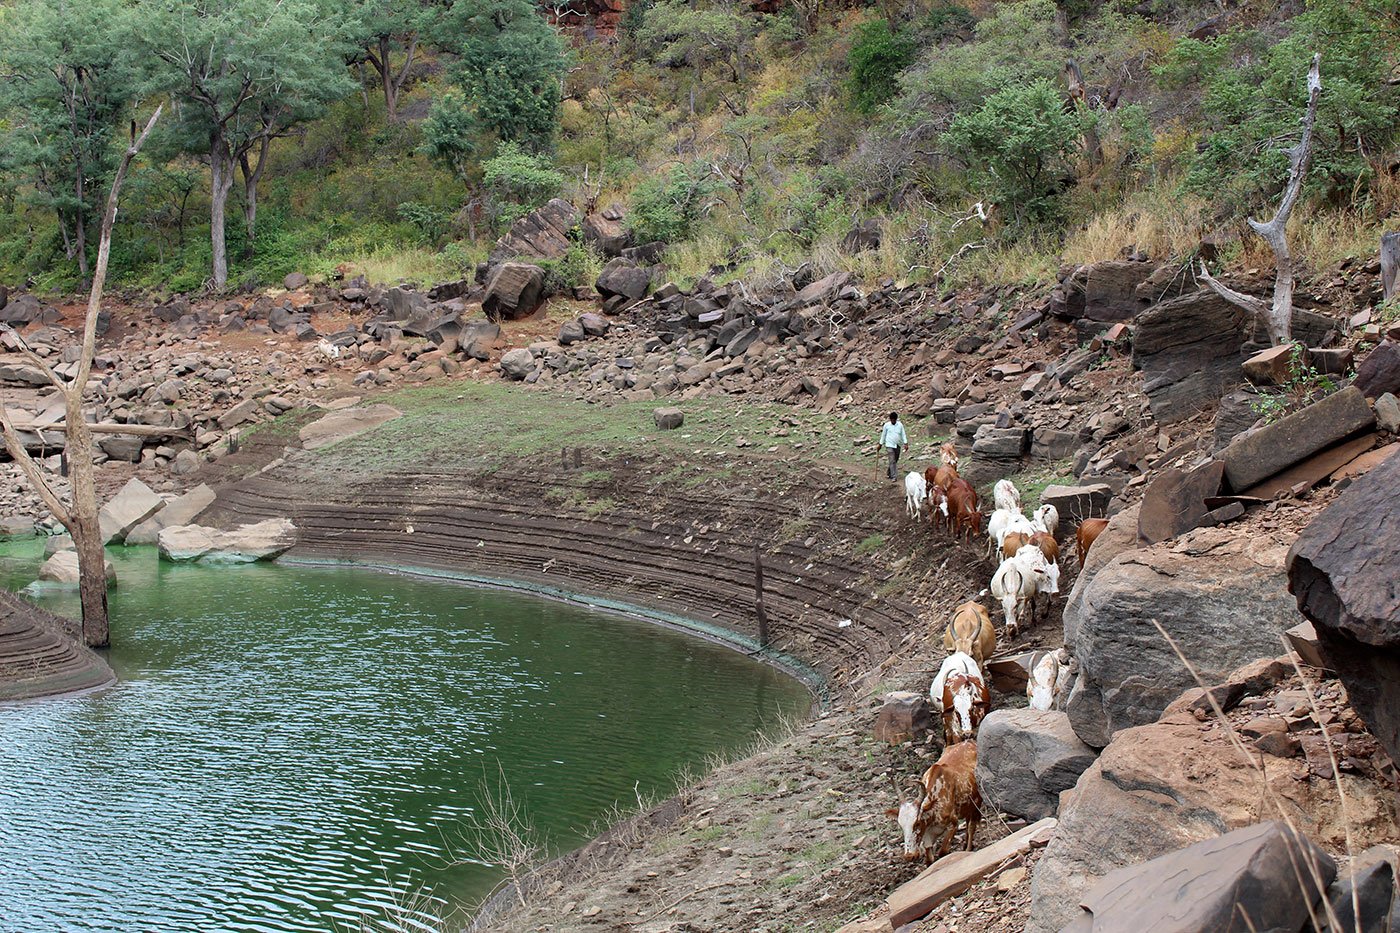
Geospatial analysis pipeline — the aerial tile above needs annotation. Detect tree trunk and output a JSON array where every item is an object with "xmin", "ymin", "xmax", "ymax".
[
  {"xmin": 377, "ymin": 37, "xmax": 398, "ymax": 123},
  {"xmin": 209, "ymin": 134, "xmax": 234, "ymax": 291},
  {"xmin": 68, "ymin": 450, "xmax": 108, "ymax": 648},
  {"xmin": 1382, "ymin": 231, "xmax": 1399, "ymax": 302}
]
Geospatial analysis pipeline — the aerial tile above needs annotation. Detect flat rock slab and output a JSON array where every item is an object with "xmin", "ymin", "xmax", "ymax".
[
  {"xmin": 37, "ymin": 550, "xmax": 116, "ymax": 587},
  {"xmin": 1136, "ymin": 460, "xmax": 1224, "ymax": 544},
  {"xmin": 888, "ymin": 817, "xmax": 1056, "ymax": 927},
  {"xmin": 98, "ymin": 478, "xmax": 164, "ymax": 545},
  {"xmin": 1062, "ymin": 821, "xmax": 1334, "ymax": 933},
  {"xmin": 298, "ymin": 405, "xmax": 403, "ymax": 451},
  {"xmin": 977, "ymin": 709, "xmax": 1097, "ymax": 821},
  {"xmin": 1221, "ymin": 386, "xmax": 1374, "ymax": 491},
  {"xmin": 158, "ymin": 519, "xmax": 297, "ymax": 563},
  {"xmin": 125, "ymin": 484, "xmax": 218, "ymax": 545},
  {"xmin": 1241, "ymin": 432, "xmax": 1376, "ymax": 499},
  {"xmin": 1040, "ymin": 484, "xmax": 1112, "ymax": 524}
]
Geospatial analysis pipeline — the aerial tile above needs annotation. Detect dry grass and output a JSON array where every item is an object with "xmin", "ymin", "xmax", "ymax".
[{"xmin": 336, "ymin": 245, "xmax": 464, "ymax": 287}]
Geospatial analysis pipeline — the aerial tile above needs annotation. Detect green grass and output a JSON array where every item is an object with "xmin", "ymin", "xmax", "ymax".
[
  {"xmin": 1014, "ymin": 459, "xmax": 1076, "ymax": 509},
  {"xmin": 853, "ymin": 533, "xmax": 885, "ymax": 556},
  {"xmin": 304, "ymin": 381, "xmax": 875, "ymax": 472}
]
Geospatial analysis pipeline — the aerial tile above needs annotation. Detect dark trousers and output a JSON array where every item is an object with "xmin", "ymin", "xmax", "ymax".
[{"xmin": 886, "ymin": 446, "xmax": 901, "ymax": 480}]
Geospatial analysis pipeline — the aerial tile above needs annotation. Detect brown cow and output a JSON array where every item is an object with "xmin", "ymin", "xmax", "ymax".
[
  {"xmin": 889, "ymin": 742, "xmax": 982, "ymax": 863},
  {"xmin": 926, "ymin": 484, "xmax": 949, "ymax": 533},
  {"xmin": 942, "ymin": 670, "xmax": 991, "ymax": 746},
  {"xmin": 1029, "ymin": 530, "xmax": 1059, "ymax": 567},
  {"xmin": 1076, "ymin": 518, "xmax": 1109, "ymax": 565},
  {"xmin": 943, "ymin": 601, "xmax": 995, "ymax": 664},
  {"xmin": 1001, "ymin": 530, "xmax": 1031, "ymax": 560},
  {"xmin": 946, "ymin": 479, "xmax": 980, "ymax": 541}
]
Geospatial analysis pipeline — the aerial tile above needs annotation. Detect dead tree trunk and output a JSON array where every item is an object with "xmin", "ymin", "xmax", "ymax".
[
  {"xmin": 0, "ymin": 106, "xmax": 161, "ymax": 648},
  {"xmin": 1201, "ymin": 53, "xmax": 1322, "ymax": 347},
  {"xmin": 1382, "ymin": 231, "xmax": 1399, "ymax": 302}
]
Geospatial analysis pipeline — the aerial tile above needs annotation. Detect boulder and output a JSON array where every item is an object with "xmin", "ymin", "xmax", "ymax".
[
  {"xmin": 794, "ymin": 271, "xmax": 850, "ymax": 305},
  {"xmin": 125, "ymin": 485, "xmax": 217, "ymax": 545},
  {"xmin": 282, "ymin": 272, "xmax": 309, "ymax": 290},
  {"xmin": 975, "ymin": 709, "xmax": 1097, "ymax": 820},
  {"xmin": 96, "ymin": 434, "xmax": 143, "ymax": 463},
  {"xmin": 1077, "ymin": 261, "xmax": 1158, "ymax": 322},
  {"xmin": 1220, "ymin": 386, "xmax": 1375, "ymax": 491},
  {"xmin": 37, "ymin": 550, "xmax": 116, "ymax": 587},
  {"xmin": 98, "ymin": 478, "xmax": 165, "ymax": 545},
  {"xmin": 460, "ymin": 319, "xmax": 503, "ymax": 360},
  {"xmin": 1132, "ymin": 290, "xmax": 1249, "ymax": 423},
  {"xmin": 841, "ymin": 219, "xmax": 881, "ymax": 254},
  {"xmin": 653, "ymin": 407, "xmax": 683, "ymax": 430},
  {"xmin": 1354, "ymin": 339, "xmax": 1400, "ymax": 399},
  {"xmin": 558, "ymin": 319, "xmax": 586, "ymax": 346},
  {"xmin": 1039, "ymin": 484, "xmax": 1112, "ymax": 524},
  {"xmin": 874, "ymin": 691, "xmax": 932, "ymax": 744},
  {"xmin": 1241, "ymin": 344, "xmax": 1296, "ymax": 385},
  {"xmin": 219, "ymin": 398, "xmax": 262, "ymax": 429},
  {"xmin": 1135, "ymin": 460, "xmax": 1224, "ymax": 544},
  {"xmin": 579, "ymin": 312, "xmax": 609, "ymax": 337},
  {"xmin": 0, "ymin": 293, "xmax": 43, "ymax": 325},
  {"xmin": 595, "ymin": 257, "xmax": 650, "ymax": 301},
  {"xmin": 1064, "ymin": 526, "xmax": 1301, "ymax": 748},
  {"xmin": 385, "ymin": 286, "xmax": 428, "ymax": 321},
  {"xmin": 0, "ymin": 516, "xmax": 34, "ymax": 536},
  {"xmin": 1212, "ymin": 388, "xmax": 1263, "ymax": 452},
  {"xmin": 1025, "ymin": 707, "xmax": 1396, "ymax": 932},
  {"xmin": 158, "ymin": 518, "xmax": 297, "ymax": 563},
  {"xmin": 499, "ymin": 348, "xmax": 536, "ymax": 380},
  {"xmin": 483, "ymin": 263, "xmax": 546, "ymax": 320},
  {"xmin": 1060, "ymin": 822, "xmax": 1335, "ymax": 933},
  {"xmin": 1377, "ymin": 393, "xmax": 1400, "ymax": 434},
  {"xmin": 582, "ymin": 210, "xmax": 630, "ymax": 257},
  {"xmin": 298, "ymin": 405, "xmax": 403, "ymax": 451},
  {"xmin": 1288, "ymin": 446, "xmax": 1400, "ymax": 766},
  {"xmin": 972, "ymin": 425, "xmax": 1027, "ymax": 459},
  {"xmin": 1322, "ymin": 855, "xmax": 1395, "ymax": 933},
  {"xmin": 169, "ymin": 449, "xmax": 200, "ymax": 476},
  {"xmin": 487, "ymin": 197, "xmax": 578, "ymax": 268},
  {"xmin": 1307, "ymin": 346, "xmax": 1353, "ymax": 377}
]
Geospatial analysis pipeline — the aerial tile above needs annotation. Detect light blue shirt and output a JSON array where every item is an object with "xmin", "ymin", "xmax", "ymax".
[{"xmin": 880, "ymin": 421, "xmax": 907, "ymax": 449}]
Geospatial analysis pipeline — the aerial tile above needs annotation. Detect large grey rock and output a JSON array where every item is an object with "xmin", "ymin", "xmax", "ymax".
[
  {"xmin": 97, "ymin": 434, "xmax": 143, "ymax": 462},
  {"xmin": 1074, "ymin": 261, "xmax": 1158, "ymax": 322},
  {"xmin": 487, "ymin": 198, "xmax": 578, "ymax": 268},
  {"xmin": 972, "ymin": 425, "xmax": 1028, "ymax": 458},
  {"xmin": 1288, "ymin": 446, "xmax": 1400, "ymax": 767},
  {"xmin": 582, "ymin": 210, "xmax": 630, "ymax": 257},
  {"xmin": 874, "ymin": 691, "xmax": 933, "ymax": 744},
  {"xmin": 1375, "ymin": 392, "xmax": 1400, "ymax": 434},
  {"xmin": 1132, "ymin": 290, "xmax": 1249, "ymax": 423},
  {"xmin": 298, "ymin": 405, "xmax": 403, "ymax": 451},
  {"xmin": 499, "ymin": 348, "xmax": 536, "ymax": 380},
  {"xmin": 1135, "ymin": 460, "xmax": 1224, "ymax": 544},
  {"xmin": 483, "ymin": 263, "xmax": 546, "ymax": 320},
  {"xmin": 976, "ymin": 709, "xmax": 1097, "ymax": 821},
  {"xmin": 1060, "ymin": 821, "xmax": 1335, "ymax": 933},
  {"xmin": 158, "ymin": 519, "xmax": 296, "ymax": 563},
  {"xmin": 1064, "ymin": 527, "xmax": 1301, "ymax": 748},
  {"xmin": 37, "ymin": 550, "xmax": 116, "ymax": 587},
  {"xmin": 794, "ymin": 271, "xmax": 850, "ymax": 305},
  {"xmin": 0, "ymin": 516, "xmax": 34, "ymax": 536},
  {"xmin": 595, "ymin": 258, "xmax": 650, "ymax": 301},
  {"xmin": 98, "ymin": 478, "xmax": 164, "ymax": 545},
  {"xmin": 653, "ymin": 407, "xmax": 683, "ymax": 430},
  {"xmin": 1040, "ymin": 484, "xmax": 1112, "ymax": 524},
  {"xmin": 557, "ymin": 319, "xmax": 586, "ymax": 345},
  {"xmin": 1220, "ymin": 386, "xmax": 1375, "ymax": 491},
  {"xmin": 1026, "ymin": 706, "xmax": 1396, "ymax": 932},
  {"xmin": 125, "ymin": 484, "xmax": 217, "ymax": 545},
  {"xmin": 1354, "ymin": 340, "xmax": 1400, "ymax": 399},
  {"xmin": 1212, "ymin": 388, "xmax": 1263, "ymax": 453}
]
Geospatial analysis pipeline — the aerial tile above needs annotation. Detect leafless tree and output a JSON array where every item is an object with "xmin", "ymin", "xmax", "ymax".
[
  {"xmin": 0, "ymin": 106, "xmax": 161, "ymax": 648},
  {"xmin": 1200, "ymin": 54, "xmax": 1322, "ymax": 347}
]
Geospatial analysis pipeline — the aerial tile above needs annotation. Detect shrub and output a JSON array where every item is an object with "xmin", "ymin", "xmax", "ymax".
[
  {"xmin": 481, "ymin": 142, "xmax": 564, "ymax": 225},
  {"xmin": 943, "ymin": 79, "xmax": 1085, "ymax": 226},
  {"xmin": 848, "ymin": 20, "xmax": 916, "ymax": 113},
  {"xmin": 629, "ymin": 163, "xmax": 723, "ymax": 244}
]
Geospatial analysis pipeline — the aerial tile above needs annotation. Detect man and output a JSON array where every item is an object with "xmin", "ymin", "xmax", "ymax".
[{"xmin": 878, "ymin": 411, "xmax": 909, "ymax": 482}]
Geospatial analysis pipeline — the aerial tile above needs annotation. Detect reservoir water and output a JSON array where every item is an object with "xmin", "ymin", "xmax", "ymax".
[{"xmin": 0, "ymin": 540, "xmax": 810, "ymax": 932}]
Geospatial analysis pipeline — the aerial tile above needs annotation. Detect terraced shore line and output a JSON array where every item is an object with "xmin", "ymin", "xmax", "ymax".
[{"xmin": 0, "ymin": 589, "xmax": 114, "ymax": 702}]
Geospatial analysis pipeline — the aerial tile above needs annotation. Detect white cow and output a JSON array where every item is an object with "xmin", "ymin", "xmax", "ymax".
[
  {"xmin": 991, "ymin": 547, "xmax": 1053, "ymax": 636},
  {"xmin": 1027, "ymin": 648, "xmax": 1071, "ymax": 711},
  {"xmin": 904, "ymin": 471, "xmax": 928, "ymax": 519},
  {"xmin": 1033, "ymin": 503, "xmax": 1059, "ymax": 538},
  {"xmin": 993, "ymin": 479, "xmax": 1021, "ymax": 514},
  {"xmin": 930, "ymin": 650, "xmax": 980, "ymax": 713}
]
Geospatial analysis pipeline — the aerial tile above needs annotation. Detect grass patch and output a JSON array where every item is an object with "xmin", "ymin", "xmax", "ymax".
[
  {"xmin": 304, "ymin": 381, "xmax": 874, "ymax": 473},
  {"xmin": 854, "ymin": 534, "xmax": 886, "ymax": 557},
  {"xmin": 1015, "ymin": 459, "xmax": 1076, "ymax": 509},
  {"xmin": 577, "ymin": 469, "xmax": 612, "ymax": 484}
]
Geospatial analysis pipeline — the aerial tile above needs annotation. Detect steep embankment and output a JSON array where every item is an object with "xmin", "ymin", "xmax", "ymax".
[
  {"xmin": 202, "ymin": 441, "xmax": 983, "ymax": 693},
  {"xmin": 0, "ymin": 590, "xmax": 114, "ymax": 701}
]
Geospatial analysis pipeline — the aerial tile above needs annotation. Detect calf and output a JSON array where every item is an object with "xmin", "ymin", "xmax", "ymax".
[
  {"xmin": 1076, "ymin": 518, "xmax": 1109, "ymax": 565},
  {"xmin": 889, "ymin": 742, "xmax": 982, "ymax": 863},
  {"xmin": 942, "ymin": 669, "xmax": 990, "ymax": 746},
  {"xmin": 904, "ymin": 471, "xmax": 928, "ymax": 519},
  {"xmin": 926, "ymin": 484, "xmax": 949, "ymax": 533},
  {"xmin": 942, "ymin": 602, "xmax": 995, "ymax": 665},
  {"xmin": 1033, "ymin": 503, "xmax": 1059, "ymax": 538}
]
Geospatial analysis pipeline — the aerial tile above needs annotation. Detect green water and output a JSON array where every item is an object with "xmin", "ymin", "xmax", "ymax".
[{"xmin": 0, "ymin": 540, "xmax": 810, "ymax": 932}]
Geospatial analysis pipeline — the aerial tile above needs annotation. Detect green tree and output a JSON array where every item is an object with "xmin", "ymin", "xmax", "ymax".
[
  {"xmin": 348, "ymin": 0, "xmax": 448, "ymax": 123},
  {"xmin": 634, "ymin": 0, "xmax": 755, "ymax": 117},
  {"xmin": 629, "ymin": 162, "xmax": 722, "ymax": 244},
  {"xmin": 421, "ymin": 87, "xmax": 480, "ymax": 179},
  {"xmin": 482, "ymin": 141, "xmax": 562, "ymax": 223},
  {"xmin": 441, "ymin": 0, "xmax": 570, "ymax": 151},
  {"xmin": 1160, "ymin": 0, "xmax": 1400, "ymax": 210},
  {"xmin": 848, "ymin": 19, "xmax": 915, "ymax": 113},
  {"xmin": 0, "ymin": 0, "xmax": 138, "ymax": 281},
  {"xmin": 136, "ymin": 0, "xmax": 354, "ymax": 290},
  {"xmin": 943, "ymin": 79, "xmax": 1085, "ymax": 226}
]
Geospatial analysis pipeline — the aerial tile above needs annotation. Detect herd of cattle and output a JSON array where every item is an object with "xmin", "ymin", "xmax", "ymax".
[{"xmin": 889, "ymin": 443, "xmax": 1110, "ymax": 862}]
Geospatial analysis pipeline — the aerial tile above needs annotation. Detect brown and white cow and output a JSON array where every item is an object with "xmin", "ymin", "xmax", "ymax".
[{"xmin": 888, "ymin": 742, "xmax": 982, "ymax": 863}]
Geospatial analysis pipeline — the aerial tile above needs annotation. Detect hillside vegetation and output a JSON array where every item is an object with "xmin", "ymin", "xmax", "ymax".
[{"xmin": 0, "ymin": 0, "xmax": 1396, "ymax": 296}]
